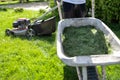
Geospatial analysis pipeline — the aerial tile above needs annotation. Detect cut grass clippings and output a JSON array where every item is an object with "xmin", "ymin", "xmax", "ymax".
[{"xmin": 63, "ymin": 26, "xmax": 111, "ymax": 57}]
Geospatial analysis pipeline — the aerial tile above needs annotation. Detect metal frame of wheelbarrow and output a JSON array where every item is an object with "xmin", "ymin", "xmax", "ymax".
[
  {"xmin": 56, "ymin": 0, "xmax": 120, "ymax": 80},
  {"xmin": 56, "ymin": 17, "xmax": 120, "ymax": 80}
]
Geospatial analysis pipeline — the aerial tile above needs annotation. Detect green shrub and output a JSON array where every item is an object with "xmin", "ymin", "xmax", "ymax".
[
  {"xmin": 95, "ymin": 0, "xmax": 120, "ymax": 23},
  {"xmin": 0, "ymin": 7, "xmax": 7, "ymax": 11},
  {"xmin": 49, "ymin": 0, "xmax": 120, "ymax": 23},
  {"xmin": 14, "ymin": 7, "xmax": 24, "ymax": 12},
  {"xmin": 39, "ymin": 9, "xmax": 46, "ymax": 14}
]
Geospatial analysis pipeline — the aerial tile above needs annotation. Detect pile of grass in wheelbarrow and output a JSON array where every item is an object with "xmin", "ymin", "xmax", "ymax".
[{"xmin": 62, "ymin": 26, "xmax": 111, "ymax": 57}]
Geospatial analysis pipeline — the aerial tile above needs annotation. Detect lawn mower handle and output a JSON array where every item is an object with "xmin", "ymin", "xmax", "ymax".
[{"xmin": 33, "ymin": 6, "xmax": 58, "ymax": 23}]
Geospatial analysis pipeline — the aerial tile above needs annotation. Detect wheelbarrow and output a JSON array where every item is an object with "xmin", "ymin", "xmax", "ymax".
[{"xmin": 56, "ymin": 17, "xmax": 120, "ymax": 80}]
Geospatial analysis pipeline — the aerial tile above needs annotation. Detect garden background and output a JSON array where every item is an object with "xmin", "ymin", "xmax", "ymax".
[{"xmin": 0, "ymin": 0, "xmax": 120, "ymax": 80}]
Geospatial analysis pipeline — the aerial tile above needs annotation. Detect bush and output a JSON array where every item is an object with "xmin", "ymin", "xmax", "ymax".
[
  {"xmin": 14, "ymin": 7, "xmax": 24, "ymax": 12},
  {"xmin": 95, "ymin": 0, "xmax": 120, "ymax": 23},
  {"xmin": 39, "ymin": 9, "xmax": 46, "ymax": 14},
  {"xmin": 0, "ymin": 7, "xmax": 7, "ymax": 11},
  {"xmin": 49, "ymin": 0, "xmax": 120, "ymax": 23}
]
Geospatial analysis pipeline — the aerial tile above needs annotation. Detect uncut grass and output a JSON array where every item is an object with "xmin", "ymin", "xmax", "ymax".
[
  {"xmin": 63, "ymin": 26, "xmax": 110, "ymax": 57},
  {"xmin": 0, "ymin": 9, "xmax": 65, "ymax": 80}
]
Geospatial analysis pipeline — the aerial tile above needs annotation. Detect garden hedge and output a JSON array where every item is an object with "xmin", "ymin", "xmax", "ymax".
[{"xmin": 95, "ymin": 0, "xmax": 120, "ymax": 23}]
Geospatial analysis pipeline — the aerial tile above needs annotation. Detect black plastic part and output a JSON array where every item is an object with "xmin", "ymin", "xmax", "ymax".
[
  {"xmin": 30, "ymin": 16, "xmax": 56, "ymax": 36},
  {"xmin": 13, "ymin": 21, "xmax": 19, "ymax": 28}
]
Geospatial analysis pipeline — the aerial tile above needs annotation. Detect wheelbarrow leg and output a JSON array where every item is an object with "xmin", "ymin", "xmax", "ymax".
[
  {"xmin": 76, "ymin": 66, "xmax": 88, "ymax": 80},
  {"xmin": 76, "ymin": 67, "xmax": 82, "ymax": 80},
  {"xmin": 82, "ymin": 66, "xmax": 88, "ymax": 80}
]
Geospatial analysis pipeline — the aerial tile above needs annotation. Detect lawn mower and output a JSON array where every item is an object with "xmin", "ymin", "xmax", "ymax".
[
  {"xmin": 5, "ymin": 16, "xmax": 56, "ymax": 38},
  {"xmin": 5, "ymin": 4, "xmax": 58, "ymax": 38}
]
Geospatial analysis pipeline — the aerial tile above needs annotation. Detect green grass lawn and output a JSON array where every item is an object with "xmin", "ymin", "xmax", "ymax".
[
  {"xmin": 0, "ymin": 9, "xmax": 120, "ymax": 80},
  {"xmin": 0, "ymin": 9, "xmax": 62, "ymax": 80}
]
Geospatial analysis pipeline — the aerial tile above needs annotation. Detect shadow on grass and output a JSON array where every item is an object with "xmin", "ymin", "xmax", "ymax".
[
  {"xmin": 8, "ymin": 32, "xmax": 56, "ymax": 43},
  {"xmin": 107, "ymin": 23, "xmax": 120, "ymax": 38},
  {"xmin": 63, "ymin": 66, "xmax": 78, "ymax": 80},
  {"xmin": 31, "ymin": 33, "xmax": 56, "ymax": 42}
]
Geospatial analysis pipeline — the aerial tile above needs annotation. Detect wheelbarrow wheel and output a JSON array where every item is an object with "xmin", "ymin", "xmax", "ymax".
[{"xmin": 26, "ymin": 29, "xmax": 35, "ymax": 38}]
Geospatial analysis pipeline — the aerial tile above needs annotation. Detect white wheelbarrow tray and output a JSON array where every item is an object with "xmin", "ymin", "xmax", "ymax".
[{"xmin": 57, "ymin": 17, "xmax": 120, "ymax": 67}]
